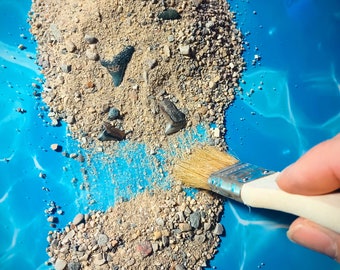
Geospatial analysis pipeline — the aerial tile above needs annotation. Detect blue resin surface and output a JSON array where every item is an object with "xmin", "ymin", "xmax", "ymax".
[{"xmin": 0, "ymin": 0, "xmax": 339, "ymax": 269}]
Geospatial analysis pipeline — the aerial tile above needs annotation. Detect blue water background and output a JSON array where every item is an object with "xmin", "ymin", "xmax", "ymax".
[{"xmin": 0, "ymin": 0, "xmax": 339, "ymax": 269}]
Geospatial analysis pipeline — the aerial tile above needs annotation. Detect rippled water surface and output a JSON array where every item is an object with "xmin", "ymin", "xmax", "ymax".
[{"xmin": 1, "ymin": 0, "xmax": 339, "ymax": 269}]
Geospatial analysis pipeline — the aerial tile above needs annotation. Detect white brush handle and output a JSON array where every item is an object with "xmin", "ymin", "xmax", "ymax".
[{"xmin": 241, "ymin": 172, "xmax": 340, "ymax": 234}]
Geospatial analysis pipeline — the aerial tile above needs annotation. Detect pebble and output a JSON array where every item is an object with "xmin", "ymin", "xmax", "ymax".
[
  {"xmin": 84, "ymin": 34, "xmax": 98, "ymax": 44},
  {"xmin": 18, "ymin": 44, "xmax": 26, "ymax": 50},
  {"xmin": 66, "ymin": 115, "xmax": 75, "ymax": 124},
  {"xmin": 98, "ymin": 122, "xmax": 126, "ymax": 141},
  {"xmin": 155, "ymin": 217, "xmax": 165, "ymax": 226},
  {"xmin": 212, "ymin": 223, "xmax": 224, "ymax": 236},
  {"xmin": 62, "ymin": 230, "xmax": 75, "ymax": 244},
  {"xmin": 93, "ymin": 253, "xmax": 106, "ymax": 266},
  {"xmin": 77, "ymin": 154, "xmax": 85, "ymax": 163},
  {"xmin": 50, "ymin": 143, "xmax": 62, "ymax": 152},
  {"xmin": 167, "ymin": 35, "xmax": 175, "ymax": 42},
  {"xmin": 153, "ymin": 231, "xmax": 162, "ymax": 240},
  {"xmin": 175, "ymin": 264, "xmax": 186, "ymax": 270},
  {"xmin": 72, "ymin": 213, "xmax": 84, "ymax": 226},
  {"xmin": 194, "ymin": 234, "xmax": 206, "ymax": 244},
  {"xmin": 126, "ymin": 258, "xmax": 136, "ymax": 266},
  {"xmin": 203, "ymin": 222, "xmax": 211, "ymax": 231},
  {"xmin": 85, "ymin": 48, "xmax": 99, "ymax": 61},
  {"xmin": 54, "ymin": 258, "xmax": 67, "ymax": 270},
  {"xmin": 97, "ymin": 233, "xmax": 109, "ymax": 246},
  {"xmin": 16, "ymin": 107, "xmax": 26, "ymax": 113},
  {"xmin": 189, "ymin": 211, "xmax": 201, "ymax": 229},
  {"xmin": 69, "ymin": 153, "xmax": 78, "ymax": 159},
  {"xmin": 136, "ymin": 241, "xmax": 153, "ymax": 257},
  {"xmin": 178, "ymin": 45, "xmax": 191, "ymax": 56},
  {"xmin": 152, "ymin": 242, "xmax": 159, "ymax": 252},
  {"xmin": 108, "ymin": 107, "xmax": 120, "ymax": 120},
  {"xmin": 47, "ymin": 216, "xmax": 58, "ymax": 223},
  {"xmin": 60, "ymin": 64, "xmax": 71, "ymax": 73},
  {"xmin": 65, "ymin": 40, "xmax": 76, "ymax": 52},
  {"xmin": 163, "ymin": 45, "xmax": 171, "ymax": 57},
  {"xmin": 67, "ymin": 261, "xmax": 81, "ymax": 270},
  {"xmin": 162, "ymin": 235, "xmax": 169, "ymax": 247},
  {"xmin": 178, "ymin": 223, "xmax": 192, "ymax": 232}
]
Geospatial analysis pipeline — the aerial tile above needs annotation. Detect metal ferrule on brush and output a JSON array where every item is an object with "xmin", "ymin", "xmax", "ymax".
[{"xmin": 208, "ymin": 162, "xmax": 276, "ymax": 202}]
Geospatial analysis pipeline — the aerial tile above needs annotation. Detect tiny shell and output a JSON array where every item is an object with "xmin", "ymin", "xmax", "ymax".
[{"xmin": 159, "ymin": 99, "xmax": 186, "ymax": 135}]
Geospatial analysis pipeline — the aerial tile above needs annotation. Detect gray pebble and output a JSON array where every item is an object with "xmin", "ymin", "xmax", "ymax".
[
  {"xmin": 194, "ymin": 234, "xmax": 206, "ymax": 244},
  {"xmin": 168, "ymin": 35, "xmax": 175, "ymax": 42},
  {"xmin": 108, "ymin": 107, "xmax": 120, "ymax": 120},
  {"xmin": 60, "ymin": 64, "xmax": 71, "ymax": 73},
  {"xmin": 155, "ymin": 217, "xmax": 165, "ymax": 227},
  {"xmin": 67, "ymin": 261, "xmax": 81, "ymax": 270},
  {"xmin": 97, "ymin": 233, "xmax": 109, "ymax": 247},
  {"xmin": 189, "ymin": 211, "xmax": 201, "ymax": 229},
  {"xmin": 175, "ymin": 264, "xmax": 186, "ymax": 270},
  {"xmin": 212, "ymin": 223, "xmax": 224, "ymax": 236}
]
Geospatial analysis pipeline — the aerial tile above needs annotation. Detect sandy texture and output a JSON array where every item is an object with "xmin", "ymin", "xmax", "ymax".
[
  {"xmin": 46, "ymin": 188, "xmax": 224, "ymax": 269},
  {"xmin": 29, "ymin": 0, "xmax": 244, "ymax": 152}
]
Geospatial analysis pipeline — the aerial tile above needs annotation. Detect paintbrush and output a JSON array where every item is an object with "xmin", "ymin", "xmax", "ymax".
[{"xmin": 173, "ymin": 146, "xmax": 340, "ymax": 234}]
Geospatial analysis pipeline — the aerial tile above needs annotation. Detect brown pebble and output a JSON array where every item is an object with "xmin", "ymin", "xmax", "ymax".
[{"xmin": 136, "ymin": 241, "xmax": 153, "ymax": 257}]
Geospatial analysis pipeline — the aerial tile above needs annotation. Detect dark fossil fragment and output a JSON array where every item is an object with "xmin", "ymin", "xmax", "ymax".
[
  {"xmin": 98, "ymin": 122, "xmax": 126, "ymax": 141},
  {"xmin": 157, "ymin": 9, "xmax": 181, "ymax": 20},
  {"xmin": 101, "ymin": 46, "xmax": 135, "ymax": 87},
  {"xmin": 159, "ymin": 99, "xmax": 186, "ymax": 135}
]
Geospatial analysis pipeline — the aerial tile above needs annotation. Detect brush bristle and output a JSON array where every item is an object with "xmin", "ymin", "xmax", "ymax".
[{"xmin": 173, "ymin": 146, "xmax": 239, "ymax": 190}]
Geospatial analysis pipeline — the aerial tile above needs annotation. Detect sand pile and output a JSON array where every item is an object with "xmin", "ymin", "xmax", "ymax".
[
  {"xmin": 29, "ymin": 0, "xmax": 244, "ymax": 152},
  {"xmin": 29, "ymin": 0, "xmax": 245, "ymax": 268}
]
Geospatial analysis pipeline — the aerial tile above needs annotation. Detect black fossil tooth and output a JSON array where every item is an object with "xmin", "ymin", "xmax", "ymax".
[
  {"xmin": 159, "ymin": 99, "xmax": 186, "ymax": 135},
  {"xmin": 101, "ymin": 45, "xmax": 135, "ymax": 87},
  {"xmin": 98, "ymin": 122, "xmax": 126, "ymax": 141}
]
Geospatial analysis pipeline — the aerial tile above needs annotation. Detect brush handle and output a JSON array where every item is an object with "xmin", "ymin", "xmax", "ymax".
[{"xmin": 241, "ymin": 172, "xmax": 340, "ymax": 234}]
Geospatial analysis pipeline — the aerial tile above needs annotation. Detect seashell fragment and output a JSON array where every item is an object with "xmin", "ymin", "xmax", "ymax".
[
  {"xmin": 101, "ymin": 46, "xmax": 135, "ymax": 87},
  {"xmin": 159, "ymin": 99, "xmax": 186, "ymax": 135},
  {"xmin": 158, "ymin": 9, "xmax": 181, "ymax": 20},
  {"xmin": 98, "ymin": 122, "xmax": 126, "ymax": 141}
]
